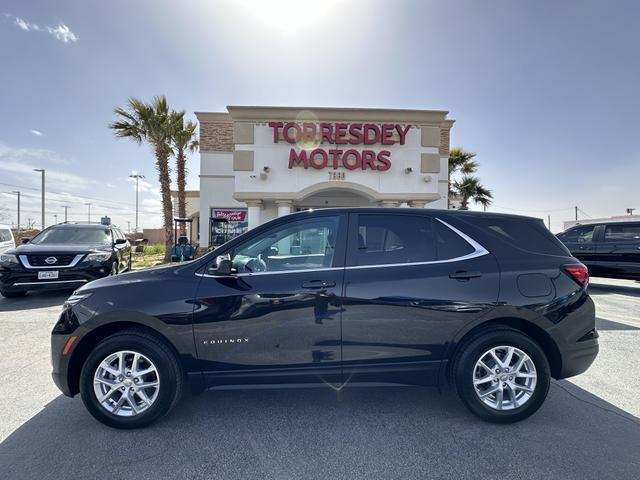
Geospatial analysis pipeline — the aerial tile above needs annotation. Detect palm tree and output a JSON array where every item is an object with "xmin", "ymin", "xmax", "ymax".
[
  {"xmin": 171, "ymin": 118, "xmax": 199, "ymax": 235},
  {"xmin": 452, "ymin": 175, "xmax": 493, "ymax": 210},
  {"xmin": 448, "ymin": 147, "xmax": 479, "ymax": 207},
  {"xmin": 110, "ymin": 96, "xmax": 183, "ymax": 262}
]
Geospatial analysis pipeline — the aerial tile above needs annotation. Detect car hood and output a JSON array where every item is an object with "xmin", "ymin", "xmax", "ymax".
[
  {"xmin": 77, "ymin": 260, "xmax": 200, "ymax": 292},
  {"xmin": 7, "ymin": 244, "xmax": 111, "ymax": 255}
]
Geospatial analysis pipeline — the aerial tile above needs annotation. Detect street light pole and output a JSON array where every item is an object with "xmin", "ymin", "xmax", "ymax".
[
  {"xmin": 85, "ymin": 203, "xmax": 92, "ymax": 223},
  {"xmin": 33, "ymin": 169, "xmax": 45, "ymax": 230},
  {"xmin": 63, "ymin": 205, "xmax": 70, "ymax": 222},
  {"xmin": 54, "ymin": 214, "xmax": 58, "ymax": 224},
  {"xmin": 129, "ymin": 173, "xmax": 145, "ymax": 233},
  {"xmin": 11, "ymin": 191, "xmax": 20, "ymax": 232}
]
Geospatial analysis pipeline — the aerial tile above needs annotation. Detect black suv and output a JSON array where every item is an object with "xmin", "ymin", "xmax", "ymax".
[
  {"xmin": 557, "ymin": 221, "xmax": 640, "ymax": 280},
  {"xmin": 0, "ymin": 223, "xmax": 131, "ymax": 297},
  {"xmin": 51, "ymin": 209, "xmax": 597, "ymax": 428}
]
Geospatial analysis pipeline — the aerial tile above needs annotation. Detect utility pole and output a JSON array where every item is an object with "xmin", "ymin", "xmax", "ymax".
[
  {"xmin": 127, "ymin": 221, "xmax": 131, "ymax": 233},
  {"xmin": 574, "ymin": 206, "xmax": 578, "ymax": 221},
  {"xmin": 85, "ymin": 203, "xmax": 92, "ymax": 223},
  {"xmin": 33, "ymin": 169, "xmax": 45, "ymax": 230},
  {"xmin": 11, "ymin": 191, "xmax": 20, "ymax": 232},
  {"xmin": 547, "ymin": 215, "xmax": 551, "ymax": 230},
  {"xmin": 129, "ymin": 172, "xmax": 145, "ymax": 233},
  {"xmin": 54, "ymin": 214, "xmax": 58, "ymax": 224},
  {"xmin": 63, "ymin": 205, "xmax": 70, "ymax": 222}
]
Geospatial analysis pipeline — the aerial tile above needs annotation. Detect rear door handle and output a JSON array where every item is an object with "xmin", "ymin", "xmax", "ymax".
[
  {"xmin": 302, "ymin": 280, "xmax": 336, "ymax": 289},
  {"xmin": 449, "ymin": 270, "xmax": 482, "ymax": 280}
]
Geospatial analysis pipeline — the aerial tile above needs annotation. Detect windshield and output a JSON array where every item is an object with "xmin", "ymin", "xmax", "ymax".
[{"xmin": 30, "ymin": 227, "xmax": 112, "ymax": 245}]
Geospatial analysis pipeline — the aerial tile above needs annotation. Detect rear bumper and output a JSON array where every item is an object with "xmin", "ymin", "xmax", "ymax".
[{"xmin": 558, "ymin": 336, "xmax": 599, "ymax": 378}]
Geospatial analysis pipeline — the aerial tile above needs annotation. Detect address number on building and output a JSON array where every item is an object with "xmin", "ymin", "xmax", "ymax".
[{"xmin": 328, "ymin": 171, "xmax": 345, "ymax": 181}]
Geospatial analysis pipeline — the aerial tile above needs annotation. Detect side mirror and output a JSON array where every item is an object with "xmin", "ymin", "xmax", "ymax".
[
  {"xmin": 20, "ymin": 237, "xmax": 31, "ymax": 244},
  {"xmin": 114, "ymin": 238, "xmax": 127, "ymax": 245},
  {"xmin": 212, "ymin": 256, "xmax": 232, "ymax": 276}
]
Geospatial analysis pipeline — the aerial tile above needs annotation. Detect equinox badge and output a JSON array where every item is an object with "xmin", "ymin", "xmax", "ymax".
[{"xmin": 203, "ymin": 338, "xmax": 249, "ymax": 345}]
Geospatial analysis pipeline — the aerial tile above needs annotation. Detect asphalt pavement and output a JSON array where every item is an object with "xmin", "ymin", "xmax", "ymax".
[{"xmin": 0, "ymin": 278, "xmax": 639, "ymax": 480}]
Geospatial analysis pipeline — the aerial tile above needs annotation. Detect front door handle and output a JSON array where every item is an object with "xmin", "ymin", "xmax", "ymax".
[
  {"xmin": 449, "ymin": 270, "xmax": 482, "ymax": 280},
  {"xmin": 302, "ymin": 280, "xmax": 336, "ymax": 289}
]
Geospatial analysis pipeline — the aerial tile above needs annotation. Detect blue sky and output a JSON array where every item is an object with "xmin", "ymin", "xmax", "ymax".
[{"xmin": 0, "ymin": 0, "xmax": 639, "ymax": 232}]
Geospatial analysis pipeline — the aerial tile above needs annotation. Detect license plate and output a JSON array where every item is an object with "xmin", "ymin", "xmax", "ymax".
[{"xmin": 38, "ymin": 271, "xmax": 59, "ymax": 280}]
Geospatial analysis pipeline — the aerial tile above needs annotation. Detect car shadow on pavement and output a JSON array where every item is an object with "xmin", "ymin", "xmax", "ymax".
[
  {"xmin": 0, "ymin": 290, "xmax": 69, "ymax": 312},
  {"xmin": 1, "ymin": 382, "xmax": 639, "ymax": 480},
  {"xmin": 596, "ymin": 317, "xmax": 640, "ymax": 331},
  {"xmin": 588, "ymin": 283, "xmax": 640, "ymax": 298}
]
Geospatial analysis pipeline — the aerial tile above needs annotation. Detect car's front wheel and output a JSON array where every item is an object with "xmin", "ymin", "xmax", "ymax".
[
  {"xmin": 453, "ymin": 328, "xmax": 550, "ymax": 423},
  {"xmin": 79, "ymin": 328, "xmax": 183, "ymax": 429}
]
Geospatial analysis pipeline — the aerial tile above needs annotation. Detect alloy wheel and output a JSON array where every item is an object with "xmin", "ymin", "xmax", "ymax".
[
  {"xmin": 472, "ymin": 345, "xmax": 537, "ymax": 411},
  {"xmin": 93, "ymin": 350, "xmax": 160, "ymax": 417}
]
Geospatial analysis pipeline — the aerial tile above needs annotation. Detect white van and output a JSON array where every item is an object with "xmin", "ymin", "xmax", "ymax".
[{"xmin": 0, "ymin": 225, "xmax": 15, "ymax": 254}]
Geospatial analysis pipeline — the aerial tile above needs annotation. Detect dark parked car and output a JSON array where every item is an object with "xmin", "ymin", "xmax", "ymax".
[
  {"xmin": 51, "ymin": 209, "xmax": 598, "ymax": 428},
  {"xmin": 557, "ymin": 221, "xmax": 640, "ymax": 280},
  {"xmin": 0, "ymin": 223, "xmax": 131, "ymax": 297}
]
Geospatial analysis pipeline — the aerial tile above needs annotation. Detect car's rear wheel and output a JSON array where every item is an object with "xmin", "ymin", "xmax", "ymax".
[
  {"xmin": 0, "ymin": 289, "xmax": 27, "ymax": 298},
  {"xmin": 79, "ymin": 329, "xmax": 183, "ymax": 429},
  {"xmin": 453, "ymin": 328, "xmax": 550, "ymax": 423}
]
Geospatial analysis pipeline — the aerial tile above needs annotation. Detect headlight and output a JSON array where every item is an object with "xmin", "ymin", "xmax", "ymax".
[
  {"xmin": 84, "ymin": 252, "xmax": 112, "ymax": 262},
  {"xmin": 64, "ymin": 291, "xmax": 93, "ymax": 306},
  {"xmin": 0, "ymin": 254, "xmax": 18, "ymax": 264}
]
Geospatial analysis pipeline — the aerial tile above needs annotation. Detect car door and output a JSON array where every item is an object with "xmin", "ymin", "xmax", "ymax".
[
  {"xmin": 341, "ymin": 212, "xmax": 500, "ymax": 386},
  {"xmin": 557, "ymin": 224, "xmax": 600, "ymax": 272},
  {"xmin": 0, "ymin": 227, "xmax": 15, "ymax": 254},
  {"xmin": 192, "ymin": 213, "xmax": 346, "ymax": 387},
  {"xmin": 596, "ymin": 223, "xmax": 640, "ymax": 279}
]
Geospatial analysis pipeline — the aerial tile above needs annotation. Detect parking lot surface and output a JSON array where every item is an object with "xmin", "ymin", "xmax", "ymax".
[{"xmin": 0, "ymin": 278, "xmax": 639, "ymax": 479}]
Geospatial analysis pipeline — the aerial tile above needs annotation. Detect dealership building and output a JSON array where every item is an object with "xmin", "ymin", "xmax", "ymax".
[{"xmin": 192, "ymin": 106, "xmax": 454, "ymax": 247}]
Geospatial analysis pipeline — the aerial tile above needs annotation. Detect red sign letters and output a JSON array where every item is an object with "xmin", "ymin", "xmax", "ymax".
[{"xmin": 268, "ymin": 122, "xmax": 411, "ymax": 171}]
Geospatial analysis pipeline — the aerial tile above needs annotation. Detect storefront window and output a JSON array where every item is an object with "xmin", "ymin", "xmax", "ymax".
[{"xmin": 209, "ymin": 208, "xmax": 248, "ymax": 246}]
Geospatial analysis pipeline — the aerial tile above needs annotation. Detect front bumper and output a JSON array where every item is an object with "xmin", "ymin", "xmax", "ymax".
[
  {"xmin": 51, "ymin": 331, "xmax": 75, "ymax": 397},
  {"xmin": 1, "ymin": 263, "xmax": 112, "ymax": 293}
]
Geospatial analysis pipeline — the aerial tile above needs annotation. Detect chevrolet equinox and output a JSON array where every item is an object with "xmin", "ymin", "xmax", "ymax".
[{"xmin": 51, "ymin": 209, "xmax": 598, "ymax": 428}]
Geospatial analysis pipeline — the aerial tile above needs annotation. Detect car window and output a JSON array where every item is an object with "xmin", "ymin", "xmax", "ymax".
[
  {"xmin": 559, "ymin": 225, "xmax": 596, "ymax": 244},
  {"xmin": 433, "ymin": 220, "xmax": 476, "ymax": 259},
  {"xmin": 356, "ymin": 214, "xmax": 437, "ymax": 265},
  {"xmin": 0, "ymin": 228, "xmax": 12, "ymax": 242},
  {"xmin": 604, "ymin": 223, "xmax": 640, "ymax": 242},
  {"xmin": 30, "ymin": 227, "xmax": 113, "ymax": 245},
  {"xmin": 231, "ymin": 216, "xmax": 339, "ymax": 273}
]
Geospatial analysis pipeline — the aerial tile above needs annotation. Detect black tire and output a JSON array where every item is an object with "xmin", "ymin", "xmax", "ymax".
[
  {"xmin": 79, "ymin": 328, "xmax": 183, "ymax": 429},
  {"xmin": 452, "ymin": 328, "xmax": 550, "ymax": 423},
  {"xmin": 0, "ymin": 289, "xmax": 27, "ymax": 298}
]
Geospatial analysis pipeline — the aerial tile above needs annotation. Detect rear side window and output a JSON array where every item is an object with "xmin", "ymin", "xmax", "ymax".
[
  {"xmin": 433, "ymin": 220, "xmax": 475, "ymax": 259},
  {"xmin": 355, "ymin": 215, "xmax": 476, "ymax": 266},
  {"xmin": 473, "ymin": 217, "xmax": 569, "ymax": 256},
  {"xmin": 357, "ymin": 214, "xmax": 435, "ymax": 265},
  {"xmin": 604, "ymin": 223, "xmax": 640, "ymax": 242},
  {"xmin": 0, "ymin": 229, "xmax": 12, "ymax": 242}
]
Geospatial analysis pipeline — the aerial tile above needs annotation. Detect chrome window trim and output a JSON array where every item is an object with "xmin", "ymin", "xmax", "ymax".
[
  {"xmin": 197, "ymin": 217, "xmax": 489, "ymax": 278},
  {"xmin": 197, "ymin": 266, "xmax": 343, "ymax": 278},
  {"xmin": 13, "ymin": 279, "xmax": 87, "ymax": 286},
  {"xmin": 19, "ymin": 254, "xmax": 85, "ymax": 269}
]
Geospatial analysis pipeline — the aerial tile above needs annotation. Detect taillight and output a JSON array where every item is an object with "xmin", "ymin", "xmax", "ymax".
[{"xmin": 563, "ymin": 264, "xmax": 589, "ymax": 288}]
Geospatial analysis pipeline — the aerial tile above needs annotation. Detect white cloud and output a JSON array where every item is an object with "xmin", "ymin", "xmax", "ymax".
[
  {"xmin": 5, "ymin": 14, "xmax": 78, "ymax": 43},
  {"xmin": 46, "ymin": 23, "xmax": 78, "ymax": 43},
  {"xmin": 30, "ymin": 129, "xmax": 43, "ymax": 136}
]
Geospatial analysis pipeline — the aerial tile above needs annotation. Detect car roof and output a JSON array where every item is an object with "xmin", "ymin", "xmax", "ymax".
[
  {"xmin": 285, "ymin": 207, "xmax": 540, "ymax": 222},
  {"xmin": 0, "ymin": 224, "xmax": 11, "ymax": 229},
  {"xmin": 49, "ymin": 223, "xmax": 112, "ymax": 229}
]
